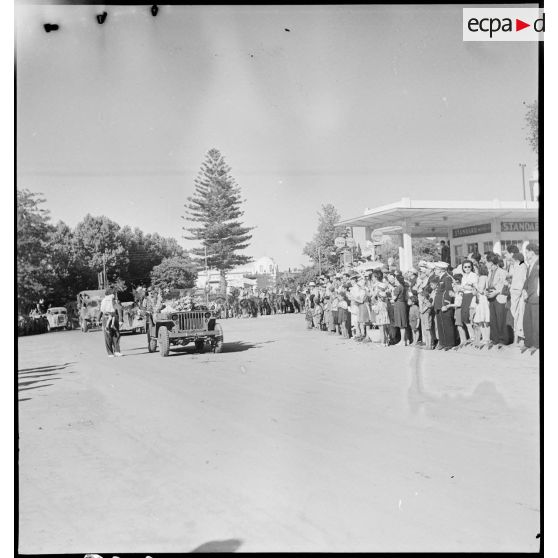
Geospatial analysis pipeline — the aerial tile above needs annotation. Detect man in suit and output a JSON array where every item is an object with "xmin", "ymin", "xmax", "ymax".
[
  {"xmin": 522, "ymin": 243, "xmax": 539, "ymax": 350},
  {"xmin": 486, "ymin": 254, "xmax": 510, "ymax": 346}
]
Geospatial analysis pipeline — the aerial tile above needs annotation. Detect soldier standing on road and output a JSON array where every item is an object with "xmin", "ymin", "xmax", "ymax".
[{"xmin": 99, "ymin": 288, "xmax": 122, "ymax": 358}]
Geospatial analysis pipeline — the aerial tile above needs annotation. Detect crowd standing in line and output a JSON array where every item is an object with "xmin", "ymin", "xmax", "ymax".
[{"xmin": 301, "ymin": 243, "xmax": 539, "ymax": 354}]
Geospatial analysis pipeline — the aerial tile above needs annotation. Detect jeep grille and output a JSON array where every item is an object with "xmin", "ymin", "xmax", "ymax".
[{"xmin": 176, "ymin": 311, "xmax": 207, "ymax": 331}]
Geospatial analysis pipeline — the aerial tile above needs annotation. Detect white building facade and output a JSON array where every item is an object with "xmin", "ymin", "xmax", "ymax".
[{"xmin": 195, "ymin": 256, "xmax": 279, "ymax": 293}]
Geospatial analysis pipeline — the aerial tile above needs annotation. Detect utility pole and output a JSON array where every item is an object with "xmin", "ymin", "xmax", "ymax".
[
  {"xmin": 519, "ymin": 163, "xmax": 527, "ymax": 202},
  {"xmin": 204, "ymin": 245, "xmax": 209, "ymax": 305},
  {"xmin": 102, "ymin": 252, "xmax": 107, "ymax": 290},
  {"xmin": 318, "ymin": 246, "xmax": 322, "ymax": 275}
]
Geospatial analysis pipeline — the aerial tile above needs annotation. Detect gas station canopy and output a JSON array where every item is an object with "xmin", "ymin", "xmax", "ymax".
[
  {"xmin": 336, "ymin": 198, "xmax": 538, "ymax": 237},
  {"xmin": 336, "ymin": 198, "xmax": 539, "ymax": 270}
]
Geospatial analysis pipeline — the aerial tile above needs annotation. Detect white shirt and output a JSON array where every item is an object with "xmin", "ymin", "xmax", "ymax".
[
  {"xmin": 460, "ymin": 271, "xmax": 478, "ymax": 292},
  {"xmin": 510, "ymin": 261, "xmax": 527, "ymax": 291}
]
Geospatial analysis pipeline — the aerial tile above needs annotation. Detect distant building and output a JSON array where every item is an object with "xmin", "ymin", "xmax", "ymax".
[
  {"xmin": 252, "ymin": 256, "xmax": 279, "ymax": 276},
  {"xmin": 195, "ymin": 256, "xmax": 280, "ymax": 293}
]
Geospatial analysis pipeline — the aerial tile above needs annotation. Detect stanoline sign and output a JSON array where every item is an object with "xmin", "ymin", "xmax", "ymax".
[{"xmin": 452, "ymin": 223, "xmax": 492, "ymax": 238}]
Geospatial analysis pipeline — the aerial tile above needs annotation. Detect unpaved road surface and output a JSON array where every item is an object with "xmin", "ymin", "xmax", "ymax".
[{"xmin": 18, "ymin": 314, "xmax": 540, "ymax": 553}]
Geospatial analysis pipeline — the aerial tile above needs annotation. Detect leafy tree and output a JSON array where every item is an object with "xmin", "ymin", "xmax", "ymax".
[
  {"xmin": 183, "ymin": 149, "xmax": 253, "ymax": 294},
  {"xmin": 17, "ymin": 189, "xmax": 195, "ymax": 309},
  {"xmin": 73, "ymin": 214, "xmax": 129, "ymax": 283},
  {"xmin": 119, "ymin": 226, "xmax": 183, "ymax": 287},
  {"xmin": 150, "ymin": 256, "xmax": 198, "ymax": 291},
  {"xmin": 47, "ymin": 220, "xmax": 96, "ymax": 302},
  {"xmin": 524, "ymin": 100, "xmax": 538, "ymax": 154},
  {"xmin": 17, "ymin": 189, "xmax": 54, "ymax": 312},
  {"xmin": 303, "ymin": 204, "xmax": 343, "ymax": 272},
  {"xmin": 292, "ymin": 264, "xmax": 321, "ymax": 288}
]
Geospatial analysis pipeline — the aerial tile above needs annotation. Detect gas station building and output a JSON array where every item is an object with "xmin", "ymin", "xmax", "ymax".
[{"xmin": 337, "ymin": 198, "xmax": 539, "ymax": 271}]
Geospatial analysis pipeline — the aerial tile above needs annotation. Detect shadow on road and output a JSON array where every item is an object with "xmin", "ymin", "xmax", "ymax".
[
  {"xmin": 18, "ymin": 362, "xmax": 76, "ymax": 374},
  {"xmin": 18, "ymin": 362, "xmax": 75, "ymax": 402},
  {"xmin": 123, "ymin": 341, "xmax": 274, "ymax": 357},
  {"xmin": 191, "ymin": 538, "xmax": 243, "ymax": 552},
  {"xmin": 220, "ymin": 341, "xmax": 274, "ymax": 353}
]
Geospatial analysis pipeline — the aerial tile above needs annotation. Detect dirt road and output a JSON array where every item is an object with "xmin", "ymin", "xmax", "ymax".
[{"xmin": 18, "ymin": 314, "xmax": 540, "ymax": 553}]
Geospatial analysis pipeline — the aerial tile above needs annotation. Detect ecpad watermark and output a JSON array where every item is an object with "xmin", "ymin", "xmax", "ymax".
[{"xmin": 463, "ymin": 8, "xmax": 545, "ymax": 41}]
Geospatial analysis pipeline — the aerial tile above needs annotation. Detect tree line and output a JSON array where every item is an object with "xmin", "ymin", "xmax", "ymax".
[
  {"xmin": 17, "ymin": 189, "xmax": 197, "ymax": 313},
  {"xmin": 17, "ymin": 148, "xmax": 255, "ymax": 313}
]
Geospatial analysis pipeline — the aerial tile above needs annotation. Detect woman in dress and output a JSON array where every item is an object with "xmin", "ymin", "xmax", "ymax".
[
  {"xmin": 472, "ymin": 262, "xmax": 491, "ymax": 348},
  {"xmin": 371, "ymin": 270, "xmax": 391, "ymax": 347},
  {"xmin": 459, "ymin": 259, "xmax": 478, "ymax": 343},
  {"xmin": 351, "ymin": 276, "xmax": 370, "ymax": 340},
  {"xmin": 312, "ymin": 295, "xmax": 324, "ymax": 329},
  {"xmin": 391, "ymin": 272, "xmax": 409, "ymax": 346}
]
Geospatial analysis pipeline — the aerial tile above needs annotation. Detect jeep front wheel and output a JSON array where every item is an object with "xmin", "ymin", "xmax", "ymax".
[
  {"xmin": 158, "ymin": 326, "xmax": 170, "ymax": 357},
  {"xmin": 147, "ymin": 329, "xmax": 157, "ymax": 353},
  {"xmin": 214, "ymin": 324, "xmax": 224, "ymax": 353}
]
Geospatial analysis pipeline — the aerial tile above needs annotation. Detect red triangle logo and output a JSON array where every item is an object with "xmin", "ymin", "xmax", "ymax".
[{"xmin": 516, "ymin": 19, "xmax": 530, "ymax": 31}]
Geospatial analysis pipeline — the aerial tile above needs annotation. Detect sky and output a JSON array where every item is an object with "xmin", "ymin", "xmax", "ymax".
[{"xmin": 16, "ymin": 4, "xmax": 538, "ymax": 270}]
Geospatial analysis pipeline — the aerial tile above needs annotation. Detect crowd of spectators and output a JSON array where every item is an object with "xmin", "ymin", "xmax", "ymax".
[{"xmin": 302, "ymin": 243, "xmax": 539, "ymax": 353}]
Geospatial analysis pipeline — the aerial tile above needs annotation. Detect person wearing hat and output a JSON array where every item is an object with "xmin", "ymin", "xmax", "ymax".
[
  {"xmin": 349, "ymin": 275, "xmax": 369, "ymax": 341},
  {"xmin": 370, "ymin": 269, "xmax": 390, "ymax": 346},
  {"xmin": 99, "ymin": 287, "xmax": 122, "ymax": 357},
  {"xmin": 433, "ymin": 262, "xmax": 456, "ymax": 349},
  {"xmin": 414, "ymin": 263, "xmax": 430, "ymax": 295}
]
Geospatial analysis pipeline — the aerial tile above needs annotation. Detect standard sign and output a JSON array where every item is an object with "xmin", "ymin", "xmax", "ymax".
[
  {"xmin": 452, "ymin": 223, "xmax": 491, "ymax": 238},
  {"xmin": 334, "ymin": 237, "xmax": 346, "ymax": 248},
  {"xmin": 501, "ymin": 221, "xmax": 538, "ymax": 232}
]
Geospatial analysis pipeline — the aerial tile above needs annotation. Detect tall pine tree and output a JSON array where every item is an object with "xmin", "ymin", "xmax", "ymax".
[{"xmin": 183, "ymin": 149, "xmax": 253, "ymax": 293}]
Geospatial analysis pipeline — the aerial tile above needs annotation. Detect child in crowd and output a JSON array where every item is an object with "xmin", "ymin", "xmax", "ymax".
[
  {"xmin": 313, "ymin": 297, "xmax": 324, "ymax": 329},
  {"xmin": 337, "ymin": 290, "xmax": 349, "ymax": 337},
  {"xmin": 305, "ymin": 301, "xmax": 314, "ymax": 330},
  {"xmin": 372, "ymin": 284, "xmax": 390, "ymax": 347},
  {"xmin": 323, "ymin": 295, "xmax": 332, "ymax": 332},
  {"xmin": 472, "ymin": 263, "xmax": 491, "ymax": 348},
  {"xmin": 448, "ymin": 274, "xmax": 468, "ymax": 348},
  {"xmin": 408, "ymin": 295, "xmax": 420, "ymax": 345},
  {"xmin": 330, "ymin": 292, "xmax": 340, "ymax": 334},
  {"xmin": 418, "ymin": 288, "xmax": 434, "ymax": 349}
]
